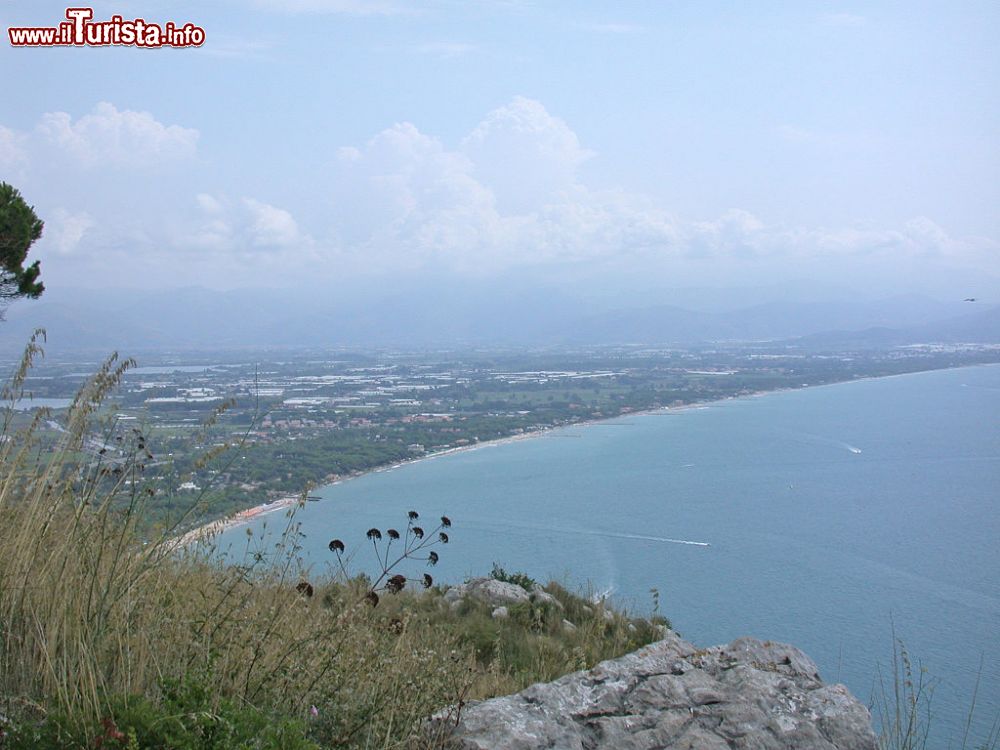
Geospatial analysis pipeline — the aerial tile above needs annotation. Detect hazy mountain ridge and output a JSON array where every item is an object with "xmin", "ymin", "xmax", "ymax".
[{"xmin": 1, "ymin": 285, "xmax": 996, "ymax": 353}]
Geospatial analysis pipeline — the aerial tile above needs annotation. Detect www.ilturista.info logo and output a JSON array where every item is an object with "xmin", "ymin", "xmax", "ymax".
[{"xmin": 8, "ymin": 7, "xmax": 205, "ymax": 48}]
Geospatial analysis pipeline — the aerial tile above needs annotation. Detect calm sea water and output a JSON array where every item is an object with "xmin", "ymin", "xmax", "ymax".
[{"xmin": 219, "ymin": 364, "xmax": 1000, "ymax": 745}]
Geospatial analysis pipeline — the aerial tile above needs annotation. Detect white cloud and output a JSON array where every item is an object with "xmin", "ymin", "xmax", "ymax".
[
  {"xmin": 5, "ymin": 97, "xmax": 990, "ymax": 291},
  {"xmin": 196, "ymin": 193, "xmax": 225, "ymax": 215},
  {"xmin": 328, "ymin": 121, "xmax": 500, "ymax": 268},
  {"xmin": 185, "ymin": 194, "xmax": 309, "ymax": 254},
  {"xmin": 35, "ymin": 102, "xmax": 198, "ymax": 168},
  {"xmin": 44, "ymin": 209, "xmax": 95, "ymax": 255},
  {"xmin": 324, "ymin": 97, "xmax": 987, "ymax": 277},
  {"xmin": 244, "ymin": 199, "xmax": 303, "ymax": 248},
  {"xmin": 461, "ymin": 96, "xmax": 594, "ymax": 213}
]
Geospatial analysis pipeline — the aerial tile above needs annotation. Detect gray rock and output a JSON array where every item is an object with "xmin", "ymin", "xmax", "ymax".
[
  {"xmin": 561, "ymin": 619, "xmax": 577, "ymax": 632},
  {"xmin": 434, "ymin": 634, "xmax": 876, "ymax": 750},
  {"xmin": 530, "ymin": 585, "xmax": 564, "ymax": 610},
  {"xmin": 449, "ymin": 577, "xmax": 530, "ymax": 607},
  {"xmin": 492, "ymin": 606, "xmax": 509, "ymax": 619}
]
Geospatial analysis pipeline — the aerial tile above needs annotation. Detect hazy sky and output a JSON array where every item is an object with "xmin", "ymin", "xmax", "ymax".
[{"xmin": 2, "ymin": 0, "xmax": 998, "ymax": 298}]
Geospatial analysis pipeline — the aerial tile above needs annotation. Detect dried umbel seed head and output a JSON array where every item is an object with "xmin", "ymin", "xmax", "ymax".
[
  {"xmin": 296, "ymin": 581, "xmax": 314, "ymax": 598},
  {"xmin": 328, "ymin": 539, "xmax": 345, "ymax": 553},
  {"xmin": 428, "ymin": 551, "xmax": 439, "ymax": 566},
  {"xmin": 423, "ymin": 574, "xmax": 433, "ymax": 588},
  {"xmin": 387, "ymin": 574, "xmax": 407, "ymax": 593},
  {"xmin": 440, "ymin": 516, "xmax": 452, "ymax": 528},
  {"xmin": 365, "ymin": 591, "xmax": 380, "ymax": 607},
  {"xmin": 366, "ymin": 528, "xmax": 382, "ymax": 541},
  {"xmin": 387, "ymin": 529, "xmax": 400, "ymax": 540},
  {"xmin": 439, "ymin": 532, "xmax": 449, "ymax": 544},
  {"xmin": 408, "ymin": 510, "xmax": 419, "ymax": 520},
  {"xmin": 412, "ymin": 527, "xmax": 424, "ymax": 539}
]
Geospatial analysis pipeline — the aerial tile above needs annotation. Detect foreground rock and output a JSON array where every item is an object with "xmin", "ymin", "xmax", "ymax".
[{"xmin": 436, "ymin": 633, "xmax": 876, "ymax": 749}]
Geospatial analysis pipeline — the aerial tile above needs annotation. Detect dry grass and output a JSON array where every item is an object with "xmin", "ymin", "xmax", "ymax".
[
  {"xmin": 0, "ymin": 335, "xmax": 664, "ymax": 748},
  {"xmin": 0, "ymin": 336, "xmax": 471, "ymax": 747}
]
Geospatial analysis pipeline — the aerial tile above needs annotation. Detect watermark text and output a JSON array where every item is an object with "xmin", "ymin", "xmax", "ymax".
[{"xmin": 8, "ymin": 8, "xmax": 205, "ymax": 48}]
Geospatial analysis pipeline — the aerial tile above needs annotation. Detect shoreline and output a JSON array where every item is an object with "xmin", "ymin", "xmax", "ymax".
[{"xmin": 178, "ymin": 360, "xmax": 998, "ymax": 544}]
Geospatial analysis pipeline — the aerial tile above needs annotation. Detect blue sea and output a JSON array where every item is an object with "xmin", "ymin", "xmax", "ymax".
[{"xmin": 218, "ymin": 364, "xmax": 1000, "ymax": 745}]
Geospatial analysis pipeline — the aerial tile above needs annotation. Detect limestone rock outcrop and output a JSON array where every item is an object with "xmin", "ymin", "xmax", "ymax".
[
  {"xmin": 443, "ymin": 577, "xmax": 531, "ymax": 608},
  {"xmin": 436, "ymin": 633, "xmax": 877, "ymax": 749}
]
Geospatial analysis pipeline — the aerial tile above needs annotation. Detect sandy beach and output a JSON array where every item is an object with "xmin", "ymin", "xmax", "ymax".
[{"xmin": 175, "ymin": 389, "xmax": 783, "ymax": 545}]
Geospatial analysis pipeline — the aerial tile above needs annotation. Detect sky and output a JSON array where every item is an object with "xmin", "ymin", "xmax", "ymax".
[{"xmin": 1, "ymin": 0, "xmax": 998, "ymax": 301}]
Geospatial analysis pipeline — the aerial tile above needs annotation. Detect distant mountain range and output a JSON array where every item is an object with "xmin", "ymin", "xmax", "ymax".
[
  {"xmin": 561, "ymin": 295, "xmax": 997, "ymax": 345},
  {"xmin": 1, "ymin": 283, "xmax": 997, "ymax": 354},
  {"xmin": 790, "ymin": 304, "xmax": 1000, "ymax": 349}
]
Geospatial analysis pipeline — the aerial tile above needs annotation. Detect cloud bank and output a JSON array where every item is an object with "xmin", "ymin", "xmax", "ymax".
[{"xmin": 0, "ymin": 97, "xmax": 993, "ymax": 291}]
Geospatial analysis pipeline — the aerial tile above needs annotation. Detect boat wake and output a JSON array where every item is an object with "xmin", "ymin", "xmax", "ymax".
[
  {"xmin": 602, "ymin": 531, "xmax": 711, "ymax": 547},
  {"xmin": 491, "ymin": 520, "xmax": 711, "ymax": 547},
  {"xmin": 790, "ymin": 430, "xmax": 863, "ymax": 455}
]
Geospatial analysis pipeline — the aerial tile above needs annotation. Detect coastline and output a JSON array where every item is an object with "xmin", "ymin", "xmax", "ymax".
[
  {"xmin": 177, "ymin": 361, "xmax": 999, "ymax": 545},
  {"xmin": 176, "ymin": 388, "xmax": 779, "ymax": 544}
]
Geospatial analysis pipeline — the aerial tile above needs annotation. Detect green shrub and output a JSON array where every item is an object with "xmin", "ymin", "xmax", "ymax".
[
  {"xmin": 489, "ymin": 563, "xmax": 536, "ymax": 591},
  {"xmin": 6, "ymin": 671, "xmax": 318, "ymax": 750}
]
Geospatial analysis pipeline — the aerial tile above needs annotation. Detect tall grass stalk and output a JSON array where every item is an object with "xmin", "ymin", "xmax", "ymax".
[
  {"xmin": 0, "ymin": 335, "xmax": 469, "ymax": 747},
  {"xmin": 872, "ymin": 622, "xmax": 999, "ymax": 750}
]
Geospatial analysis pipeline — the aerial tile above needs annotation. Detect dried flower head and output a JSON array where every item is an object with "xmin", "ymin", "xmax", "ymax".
[
  {"xmin": 387, "ymin": 528, "xmax": 400, "ymax": 540},
  {"xmin": 408, "ymin": 510, "xmax": 419, "ymax": 520},
  {"xmin": 428, "ymin": 551, "xmax": 439, "ymax": 566},
  {"xmin": 296, "ymin": 581, "xmax": 314, "ymax": 598},
  {"xmin": 422, "ymin": 573, "xmax": 433, "ymax": 588},
  {"xmin": 439, "ymin": 532, "xmax": 449, "ymax": 544},
  {"xmin": 365, "ymin": 591, "xmax": 380, "ymax": 607},
  {"xmin": 366, "ymin": 528, "xmax": 382, "ymax": 541},
  {"xmin": 412, "ymin": 527, "xmax": 424, "ymax": 539},
  {"xmin": 387, "ymin": 574, "xmax": 407, "ymax": 593},
  {"xmin": 328, "ymin": 539, "xmax": 345, "ymax": 553},
  {"xmin": 440, "ymin": 515, "xmax": 452, "ymax": 527}
]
